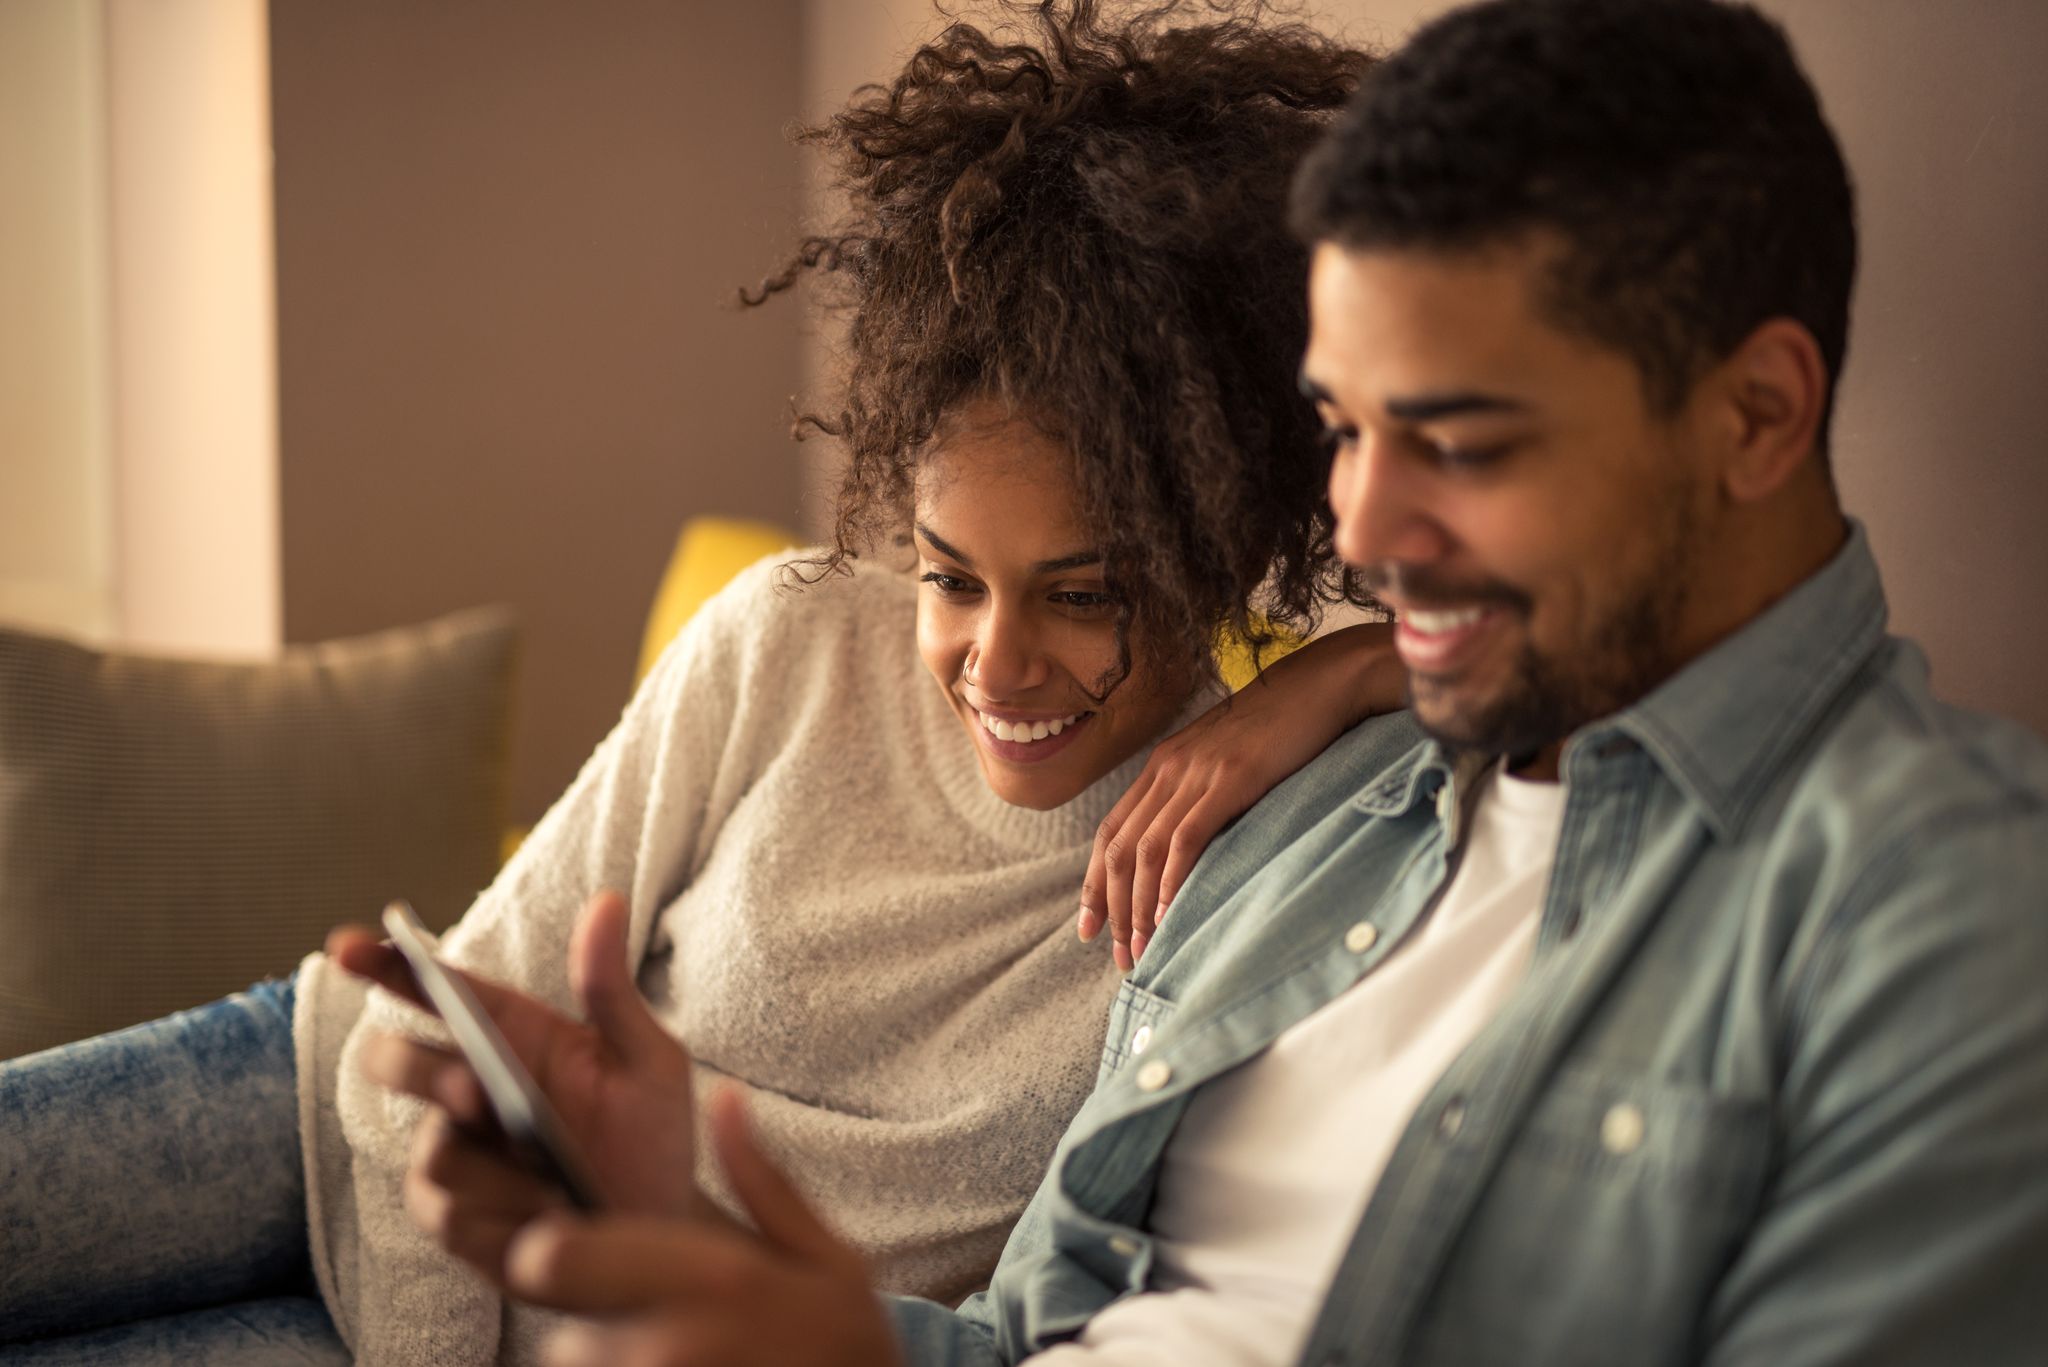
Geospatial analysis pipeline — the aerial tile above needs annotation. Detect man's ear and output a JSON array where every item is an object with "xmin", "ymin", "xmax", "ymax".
[{"xmin": 1711, "ymin": 318, "xmax": 1829, "ymax": 503}]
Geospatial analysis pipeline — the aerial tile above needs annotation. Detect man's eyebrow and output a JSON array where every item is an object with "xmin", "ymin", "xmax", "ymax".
[{"xmin": 1383, "ymin": 391, "xmax": 1530, "ymax": 422}]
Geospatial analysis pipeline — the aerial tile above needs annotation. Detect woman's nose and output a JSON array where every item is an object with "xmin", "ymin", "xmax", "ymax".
[{"xmin": 969, "ymin": 602, "xmax": 1051, "ymax": 699}]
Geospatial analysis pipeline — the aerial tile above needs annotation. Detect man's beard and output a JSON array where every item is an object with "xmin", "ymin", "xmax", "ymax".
[{"xmin": 1402, "ymin": 497, "xmax": 1700, "ymax": 759}]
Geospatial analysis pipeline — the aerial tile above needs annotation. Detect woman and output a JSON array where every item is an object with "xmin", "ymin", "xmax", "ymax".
[{"xmin": 0, "ymin": 3, "xmax": 1386, "ymax": 1362}]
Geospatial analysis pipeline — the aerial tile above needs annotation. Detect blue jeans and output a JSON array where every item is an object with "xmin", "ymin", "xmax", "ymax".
[{"xmin": 0, "ymin": 977, "xmax": 349, "ymax": 1364}]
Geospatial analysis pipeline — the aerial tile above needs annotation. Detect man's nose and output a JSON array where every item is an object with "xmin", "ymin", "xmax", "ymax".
[{"xmin": 1330, "ymin": 432, "xmax": 1453, "ymax": 570}]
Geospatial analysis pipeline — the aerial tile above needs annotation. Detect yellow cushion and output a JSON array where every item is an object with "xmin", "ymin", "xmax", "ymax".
[
  {"xmin": 636, "ymin": 517, "xmax": 804, "ymax": 686},
  {"xmin": 1215, "ymin": 623, "xmax": 1304, "ymax": 693}
]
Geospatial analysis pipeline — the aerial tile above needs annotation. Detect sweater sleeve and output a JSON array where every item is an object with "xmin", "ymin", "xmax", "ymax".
[{"xmin": 310, "ymin": 553, "xmax": 799, "ymax": 1366}]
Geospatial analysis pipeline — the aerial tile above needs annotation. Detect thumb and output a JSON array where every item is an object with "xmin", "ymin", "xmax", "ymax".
[
  {"xmin": 708, "ymin": 1086, "xmax": 861, "ymax": 1273},
  {"xmin": 568, "ymin": 890, "xmax": 671, "ymax": 1064},
  {"xmin": 506, "ymin": 1212, "xmax": 719, "ymax": 1314}
]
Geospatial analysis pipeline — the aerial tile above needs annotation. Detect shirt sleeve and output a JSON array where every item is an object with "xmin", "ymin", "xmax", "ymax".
[
  {"xmin": 1700, "ymin": 804, "xmax": 2048, "ymax": 1366},
  {"xmin": 325, "ymin": 553, "xmax": 792, "ymax": 1366}
]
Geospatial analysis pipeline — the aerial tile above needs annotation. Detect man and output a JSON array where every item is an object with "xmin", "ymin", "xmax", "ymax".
[{"xmin": 351, "ymin": 1, "xmax": 2048, "ymax": 1362}]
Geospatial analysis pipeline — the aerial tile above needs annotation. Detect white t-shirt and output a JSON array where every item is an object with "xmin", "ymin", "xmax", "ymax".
[{"xmin": 1036, "ymin": 763, "xmax": 1568, "ymax": 1366}]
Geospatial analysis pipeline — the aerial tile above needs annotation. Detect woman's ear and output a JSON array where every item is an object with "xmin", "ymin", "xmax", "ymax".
[{"xmin": 1713, "ymin": 317, "xmax": 1830, "ymax": 504}]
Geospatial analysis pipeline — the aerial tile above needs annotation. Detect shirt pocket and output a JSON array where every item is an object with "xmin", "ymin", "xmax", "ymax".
[
  {"xmin": 1408, "ymin": 1062, "xmax": 1773, "ymax": 1367},
  {"xmin": 1096, "ymin": 978, "xmax": 1176, "ymax": 1083}
]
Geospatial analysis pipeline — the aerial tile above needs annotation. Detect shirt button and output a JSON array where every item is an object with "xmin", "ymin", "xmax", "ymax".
[
  {"xmin": 1136, "ymin": 1060, "xmax": 1172, "ymax": 1092},
  {"xmin": 1601, "ymin": 1102, "xmax": 1646, "ymax": 1155},
  {"xmin": 1107, "ymin": 1234, "xmax": 1141, "ymax": 1258},
  {"xmin": 1437, "ymin": 1097, "xmax": 1467, "ymax": 1140},
  {"xmin": 1344, "ymin": 922, "xmax": 1379, "ymax": 954},
  {"xmin": 1130, "ymin": 1024, "xmax": 1154, "ymax": 1056}
]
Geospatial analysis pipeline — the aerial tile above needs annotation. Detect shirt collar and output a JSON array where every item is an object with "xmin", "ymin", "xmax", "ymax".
[
  {"xmin": 1354, "ymin": 520, "xmax": 1889, "ymax": 842},
  {"xmin": 1576, "ymin": 518, "xmax": 1888, "ymax": 839}
]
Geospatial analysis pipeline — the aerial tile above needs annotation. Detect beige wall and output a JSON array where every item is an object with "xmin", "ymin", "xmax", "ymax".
[
  {"xmin": 0, "ymin": 0, "xmax": 277, "ymax": 657},
  {"xmin": 106, "ymin": 0, "xmax": 280, "ymax": 658},
  {"xmin": 0, "ymin": 1, "xmax": 114, "ymax": 641},
  {"xmin": 798, "ymin": 0, "xmax": 2048, "ymax": 738},
  {"xmin": 270, "ymin": 0, "xmax": 807, "ymax": 822}
]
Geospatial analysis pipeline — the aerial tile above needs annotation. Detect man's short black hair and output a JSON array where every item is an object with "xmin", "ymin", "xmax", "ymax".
[{"xmin": 1292, "ymin": 0, "xmax": 1857, "ymax": 449}]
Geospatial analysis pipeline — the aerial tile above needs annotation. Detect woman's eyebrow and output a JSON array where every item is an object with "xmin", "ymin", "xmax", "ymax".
[
  {"xmin": 1032, "ymin": 551, "xmax": 1104, "ymax": 575},
  {"xmin": 915, "ymin": 525, "xmax": 1100, "ymax": 576},
  {"xmin": 914, "ymin": 523, "xmax": 974, "ymax": 567}
]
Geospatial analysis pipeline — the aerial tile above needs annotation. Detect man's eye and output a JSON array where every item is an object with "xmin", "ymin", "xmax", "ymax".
[
  {"xmin": 1430, "ymin": 441, "xmax": 1510, "ymax": 470},
  {"xmin": 918, "ymin": 571, "xmax": 976, "ymax": 596}
]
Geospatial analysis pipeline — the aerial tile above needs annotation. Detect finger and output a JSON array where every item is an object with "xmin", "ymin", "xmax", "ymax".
[
  {"xmin": 1102, "ymin": 778, "xmax": 1178, "ymax": 967},
  {"xmin": 406, "ymin": 1111, "xmax": 559, "ymax": 1277},
  {"xmin": 1080, "ymin": 773, "xmax": 1150, "ymax": 944},
  {"xmin": 705, "ymin": 1086, "xmax": 857, "ymax": 1273},
  {"xmin": 326, "ymin": 926, "xmax": 430, "ymax": 1012},
  {"xmin": 506, "ymin": 1214, "xmax": 744, "ymax": 1315},
  {"xmin": 1127, "ymin": 784, "xmax": 1207, "ymax": 950},
  {"xmin": 413, "ymin": 1107, "xmax": 563, "ymax": 1218},
  {"xmin": 328, "ymin": 923, "xmax": 547, "ymax": 1036},
  {"xmin": 405, "ymin": 1163, "xmax": 531, "ymax": 1280},
  {"xmin": 359, "ymin": 1032, "xmax": 492, "ymax": 1128},
  {"xmin": 541, "ymin": 1323, "xmax": 622, "ymax": 1367},
  {"xmin": 568, "ymin": 891, "xmax": 676, "ymax": 1067},
  {"xmin": 1150, "ymin": 789, "xmax": 1239, "ymax": 934}
]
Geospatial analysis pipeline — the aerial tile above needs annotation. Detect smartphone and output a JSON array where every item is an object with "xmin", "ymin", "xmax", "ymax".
[{"xmin": 380, "ymin": 900, "xmax": 604, "ymax": 1211}]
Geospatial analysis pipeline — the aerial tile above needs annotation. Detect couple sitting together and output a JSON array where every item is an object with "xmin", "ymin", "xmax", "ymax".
[{"xmin": 5, "ymin": 1, "xmax": 2045, "ymax": 1364}]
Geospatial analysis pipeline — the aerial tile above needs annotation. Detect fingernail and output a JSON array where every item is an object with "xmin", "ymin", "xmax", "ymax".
[
  {"xmin": 1077, "ymin": 906, "xmax": 1103, "ymax": 942},
  {"xmin": 1113, "ymin": 942, "xmax": 1133, "ymax": 973},
  {"xmin": 1156, "ymin": 894, "xmax": 1173, "ymax": 924},
  {"xmin": 1132, "ymin": 932, "xmax": 1150, "ymax": 961}
]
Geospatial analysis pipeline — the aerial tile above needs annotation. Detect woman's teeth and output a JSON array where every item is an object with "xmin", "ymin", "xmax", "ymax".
[
  {"xmin": 1403, "ymin": 606, "xmax": 1486, "ymax": 636},
  {"xmin": 978, "ymin": 711, "xmax": 1085, "ymax": 744}
]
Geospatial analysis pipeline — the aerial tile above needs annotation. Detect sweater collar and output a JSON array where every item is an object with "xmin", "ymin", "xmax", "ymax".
[{"xmin": 911, "ymin": 655, "xmax": 1227, "ymax": 852}]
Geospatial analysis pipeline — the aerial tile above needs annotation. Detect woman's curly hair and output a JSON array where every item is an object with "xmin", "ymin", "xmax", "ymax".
[{"xmin": 750, "ymin": 0, "xmax": 1376, "ymax": 686}]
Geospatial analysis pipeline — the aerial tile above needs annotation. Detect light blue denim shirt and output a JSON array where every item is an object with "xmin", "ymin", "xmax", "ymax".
[{"xmin": 890, "ymin": 522, "xmax": 2048, "ymax": 1366}]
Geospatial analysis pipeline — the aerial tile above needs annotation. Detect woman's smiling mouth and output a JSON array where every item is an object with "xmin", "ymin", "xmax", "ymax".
[
  {"xmin": 964, "ymin": 705, "xmax": 1096, "ymax": 764},
  {"xmin": 976, "ymin": 710, "xmax": 1087, "ymax": 743}
]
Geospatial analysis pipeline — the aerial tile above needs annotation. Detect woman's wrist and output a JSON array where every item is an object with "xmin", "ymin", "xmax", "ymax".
[{"xmin": 1278, "ymin": 621, "xmax": 1401, "ymax": 729}]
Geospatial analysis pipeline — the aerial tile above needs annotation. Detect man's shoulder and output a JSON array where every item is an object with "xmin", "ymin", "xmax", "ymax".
[
  {"xmin": 1783, "ymin": 636, "xmax": 2048, "ymax": 857},
  {"xmin": 1136, "ymin": 711, "xmax": 1431, "ymax": 987},
  {"xmin": 1739, "ymin": 637, "xmax": 2048, "ymax": 999},
  {"xmin": 1213, "ymin": 710, "xmax": 1429, "ymax": 866}
]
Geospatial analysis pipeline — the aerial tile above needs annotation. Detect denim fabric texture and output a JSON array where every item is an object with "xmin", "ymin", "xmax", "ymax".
[
  {"xmin": 0, "ymin": 975, "xmax": 346, "ymax": 1362},
  {"xmin": 889, "ymin": 523, "xmax": 2048, "ymax": 1367},
  {"xmin": 0, "ymin": 1296, "xmax": 346, "ymax": 1366}
]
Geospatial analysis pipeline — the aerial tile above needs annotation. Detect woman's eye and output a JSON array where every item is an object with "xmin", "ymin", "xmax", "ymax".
[
  {"xmin": 1317, "ymin": 424, "xmax": 1359, "ymax": 455},
  {"xmin": 1052, "ymin": 590, "xmax": 1115, "ymax": 613},
  {"xmin": 918, "ymin": 571, "xmax": 976, "ymax": 596}
]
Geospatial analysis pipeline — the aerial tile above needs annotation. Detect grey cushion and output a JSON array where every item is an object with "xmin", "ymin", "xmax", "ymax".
[{"xmin": 0, "ymin": 609, "xmax": 517, "ymax": 1061}]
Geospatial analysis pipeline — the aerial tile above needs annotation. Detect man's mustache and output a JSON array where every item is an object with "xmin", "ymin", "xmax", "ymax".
[{"xmin": 1359, "ymin": 563, "xmax": 1534, "ymax": 616}]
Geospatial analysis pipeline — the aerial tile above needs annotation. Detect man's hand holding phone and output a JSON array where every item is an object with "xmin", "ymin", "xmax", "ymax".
[
  {"xmin": 332, "ymin": 889, "xmax": 902, "ymax": 1367},
  {"xmin": 326, "ymin": 890, "xmax": 712, "ymax": 1287}
]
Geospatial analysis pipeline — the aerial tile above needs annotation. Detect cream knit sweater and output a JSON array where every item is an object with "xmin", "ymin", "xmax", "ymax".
[{"xmin": 292, "ymin": 553, "xmax": 1215, "ymax": 1365}]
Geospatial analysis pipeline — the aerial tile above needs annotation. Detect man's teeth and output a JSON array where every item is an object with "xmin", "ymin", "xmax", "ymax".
[
  {"xmin": 978, "ymin": 711, "xmax": 1084, "ymax": 744},
  {"xmin": 1403, "ymin": 606, "xmax": 1487, "ymax": 636}
]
